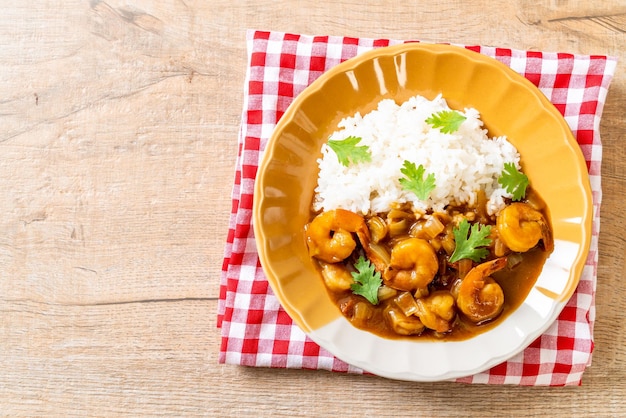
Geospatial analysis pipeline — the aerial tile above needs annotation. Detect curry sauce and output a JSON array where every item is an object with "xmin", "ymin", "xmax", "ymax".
[{"xmin": 306, "ymin": 189, "xmax": 553, "ymax": 341}]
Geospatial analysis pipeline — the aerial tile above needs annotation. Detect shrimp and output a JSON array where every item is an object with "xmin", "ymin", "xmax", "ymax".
[
  {"xmin": 454, "ymin": 257, "xmax": 507, "ymax": 324},
  {"xmin": 319, "ymin": 261, "xmax": 354, "ymax": 292},
  {"xmin": 496, "ymin": 202, "xmax": 554, "ymax": 253},
  {"xmin": 384, "ymin": 305, "xmax": 425, "ymax": 336},
  {"xmin": 305, "ymin": 209, "xmax": 371, "ymax": 263},
  {"xmin": 382, "ymin": 238, "xmax": 438, "ymax": 293},
  {"xmin": 415, "ymin": 291, "xmax": 456, "ymax": 333}
]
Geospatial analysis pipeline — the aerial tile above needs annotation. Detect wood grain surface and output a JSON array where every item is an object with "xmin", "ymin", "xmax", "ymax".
[{"xmin": 0, "ymin": 1, "xmax": 623, "ymax": 416}]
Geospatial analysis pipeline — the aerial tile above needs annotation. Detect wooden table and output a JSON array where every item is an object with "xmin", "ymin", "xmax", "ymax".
[{"xmin": 1, "ymin": 1, "xmax": 623, "ymax": 416}]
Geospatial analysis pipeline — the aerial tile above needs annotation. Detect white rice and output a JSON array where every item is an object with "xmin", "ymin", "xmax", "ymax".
[{"xmin": 312, "ymin": 94, "xmax": 520, "ymax": 216}]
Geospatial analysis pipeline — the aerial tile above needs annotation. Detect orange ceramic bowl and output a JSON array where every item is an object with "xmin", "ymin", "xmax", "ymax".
[{"xmin": 253, "ymin": 43, "xmax": 591, "ymax": 381}]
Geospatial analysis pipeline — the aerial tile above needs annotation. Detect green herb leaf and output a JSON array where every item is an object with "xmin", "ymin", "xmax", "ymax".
[
  {"xmin": 425, "ymin": 110, "xmax": 467, "ymax": 134},
  {"xmin": 498, "ymin": 162, "xmax": 529, "ymax": 201},
  {"xmin": 399, "ymin": 161, "xmax": 436, "ymax": 201},
  {"xmin": 449, "ymin": 219, "xmax": 492, "ymax": 263},
  {"xmin": 327, "ymin": 136, "xmax": 372, "ymax": 167},
  {"xmin": 351, "ymin": 256, "xmax": 382, "ymax": 305}
]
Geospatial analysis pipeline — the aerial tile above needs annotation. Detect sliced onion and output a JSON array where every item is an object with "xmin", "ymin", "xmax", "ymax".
[
  {"xmin": 368, "ymin": 242, "xmax": 391, "ymax": 266},
  {"xmin": 408, "ymin": 220, "xmax": 427, "ymax": 239},
  {"xmin": 441, "ymin": 233, "xmax": 456, "ymax": 255},
  {"xmin": 388, "ymin": 219, "xmax": 409, "ymax": 237},
  {"xmin": 352, "ymin": 301, "xmax": 374, "ymax": 321},
  {"xmin": 394, "ymin": 291, "xmax": 419, "ymax": 317},
  {"xmin": 377, "ymin": 285, "xmax": 398, "ymax": 301},
  {"xmin": 422, "ymin": 216, "xmax": 445, "ymax": 239},
  {"xmin": 429, "ymin": 238, "xmax": 442, "ymax": 252},
  {"xmin": 507, "ymin": 252, "xmax": 524, "ymax": 268},
  {"xmin": 387, "ymin": 208, "xmax": 412, "ymax": 220},
  {"xmin": 457, "ymin": 258, "xmax": 473, "ymax": 279},
  {"xmin": 366, "ymin": 216, "xmax": 388, "ymax": 244}
]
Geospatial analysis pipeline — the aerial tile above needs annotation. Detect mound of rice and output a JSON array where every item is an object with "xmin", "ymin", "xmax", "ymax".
[{"xmin": 312, "ymin": 94, "xmax": 520, "ymax": 216}]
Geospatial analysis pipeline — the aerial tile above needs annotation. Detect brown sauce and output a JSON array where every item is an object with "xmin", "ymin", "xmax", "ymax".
[
  {"xmin": 307, "ymin": 190, "xmax": 553, "ymax": 341},
  {"xmin": 328, "ymin": 248, "xmax": 548, "ymax": 341},
  {"xmin": 322, "ymin": 248, "xmax": 548, "ymax": 341}
]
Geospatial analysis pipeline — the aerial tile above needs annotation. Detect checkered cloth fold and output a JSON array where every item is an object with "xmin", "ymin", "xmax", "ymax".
[{"xmin": 218, "ymin": 30, "xmax": 617, "ymax": 385}]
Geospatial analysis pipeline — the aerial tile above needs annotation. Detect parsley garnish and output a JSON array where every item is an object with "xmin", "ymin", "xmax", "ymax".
[
  {"xmin": 350, "ymin": 256, "xmax": 382, "ymax": 305},
  {"xmin": 449, "ymin": 219, "xmax": 492, "ymax": 263},
  {"xmin": 425, "ymin": 110, "xmax": 467, "ymax": 134},
  {"xmin": 327, "ymin": 136, "xmax": 372, "ymax": 167},
  {"xmin": 498, "ymin": 162, "xmax": 529, "ymax": 201},
  {"xmin": 399, "ymin": 161, "xmax": 436, "ymax": 201}
]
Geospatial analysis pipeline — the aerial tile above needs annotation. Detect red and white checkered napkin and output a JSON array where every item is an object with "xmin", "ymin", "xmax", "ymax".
[{"xmin": 217, "ymin": 30, "xmax": 617, "ymax": 385}]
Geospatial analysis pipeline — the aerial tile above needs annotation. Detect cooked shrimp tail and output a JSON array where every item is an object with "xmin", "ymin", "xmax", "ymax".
[{"xmin": 539, "ymin": 218, "xmax": 554, "ymax": 252}]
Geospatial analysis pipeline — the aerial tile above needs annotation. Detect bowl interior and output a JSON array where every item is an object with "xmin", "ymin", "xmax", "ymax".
[{"xmin": 253, "ymin": 43, "xmax": 591, "ymax": 366}]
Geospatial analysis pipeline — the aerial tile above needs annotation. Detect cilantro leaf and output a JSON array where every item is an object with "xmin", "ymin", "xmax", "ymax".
[
  {"xmin": 449, "ymin": 219, "xmax": 492, "ymax": 263},
  {"xmin": 498, "ymin": 162, "xmax": 529, "ymax": 201},
  {"xmin": 350, "ymin": 256, "xmax": 382, "ymax": 305},
  {"xmin": 327, "ymin": 136, "xmax": 372, "ymax": 167},
  {"xmin": 399, "ymin": 161, "xmax": 436, "ymax": 201},
  {"xmin": 425, "ymin": 110, "xmax": 467, "ymax": 134}
]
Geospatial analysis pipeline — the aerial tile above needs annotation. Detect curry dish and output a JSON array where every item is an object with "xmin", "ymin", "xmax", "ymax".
[{"xmin": 304, "ymin": 189, "xmax": 553, "ymax": 340}]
